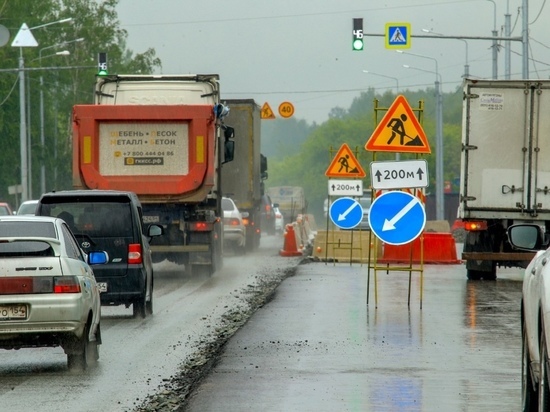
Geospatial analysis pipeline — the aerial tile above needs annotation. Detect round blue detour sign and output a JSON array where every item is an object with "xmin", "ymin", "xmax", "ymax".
[
  {"xmin": 368, "ymin": 191, "xmax": 426, "ymax": 245},
  {"xmin": 329, "ymin": 197, "xmax": 363, "ymax": 229}
]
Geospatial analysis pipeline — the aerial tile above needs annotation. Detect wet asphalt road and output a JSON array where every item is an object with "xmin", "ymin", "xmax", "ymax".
[{"xmin": 184, "ymin": 255, "xmax": 523, "ymax": 412}]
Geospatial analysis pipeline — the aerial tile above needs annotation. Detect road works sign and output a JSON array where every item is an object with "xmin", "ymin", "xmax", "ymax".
[
  {"xmin": 370, "ymin": 159, "xmax": 428, "ymax": 190},
  {"xmin": 325, "ymin": 143, "xmax": 366, "ymax": 178},
  {"xmin": 368, "ymin": 191, "xmax": 426, "ymax": 245},
  {"xmin": 260, "ymin": 102, "xmax": 276, "ymax": 119},
  {"xmin": 365, "ymin": 95, "xmax": 431, "ymax": 154}
]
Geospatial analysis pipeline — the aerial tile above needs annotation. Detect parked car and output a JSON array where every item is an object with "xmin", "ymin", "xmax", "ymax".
[
  {"xmin": 0, "ymin": 202, "xmax": 14, "ymax": 216},
  {"xmin": 35, "ymin": 190, "xmax": 163, "ymax": 319},
  {"xmin": 507, "ymin": 223, "xmax": 550, "ymax": 410},
  {"xmin": 16, "ymin": 199, "xmax": 38, "ymax": 215},
  {"xmin": 222, "ymin": 197, "xmax": 246, "ymax": 254},
  {"xmin": 260, "ymin": 194, "xmax": 276, "ymax": 235},
  {"xmin": 0, "ymin": 215, "xmax": 108, "ymax": 371},
  {"xmin": 274, "ymin": 205, "xmax": 284, "ymax": 233}
]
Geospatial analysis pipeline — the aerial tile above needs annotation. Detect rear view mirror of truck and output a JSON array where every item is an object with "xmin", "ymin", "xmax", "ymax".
[{"xmin": 223, "ymin": 139, "xmax": 235, "ymax": 164}]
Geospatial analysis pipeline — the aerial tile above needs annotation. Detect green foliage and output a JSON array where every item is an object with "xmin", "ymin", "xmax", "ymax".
[
  {"xmin": 262, "ymin": 88, "xmax": 463, "ymax": 222},
  {"xmin": 0, "ymin": 0, "xmax": 161, "ymax": 206}
]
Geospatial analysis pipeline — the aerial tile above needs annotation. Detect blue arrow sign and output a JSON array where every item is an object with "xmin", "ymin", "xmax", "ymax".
[
  {"xmin": 368, "ymin": 191, "xmax": 425, "ymax": 245},
  {"xmin": 329, "ymin": 197, "xmax": 363, "ymax": 229}
]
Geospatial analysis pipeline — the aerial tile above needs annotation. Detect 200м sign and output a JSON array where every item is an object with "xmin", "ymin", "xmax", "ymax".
[{"xmin": 369, "ymin": 159, "xmax": 428, "ymax": 190}]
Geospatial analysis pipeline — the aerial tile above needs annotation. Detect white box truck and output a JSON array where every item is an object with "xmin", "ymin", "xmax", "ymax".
[{"xmin": 459, "ymin": 79, "xmax": 550, "ymax": 279}]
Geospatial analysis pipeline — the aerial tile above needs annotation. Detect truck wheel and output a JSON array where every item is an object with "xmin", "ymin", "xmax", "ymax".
[{"xmin": 466, "ymin": 269, "xmax": 482, "ymax": 280}]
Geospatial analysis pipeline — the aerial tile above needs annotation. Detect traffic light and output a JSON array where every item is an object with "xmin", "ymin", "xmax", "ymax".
[
  {"xmin": 97, "ymin": 52, "xmax": 108, "ymax": 75},
  {"xmin": 352, "ymin": 18, "xmax": 363, "ymax": 51}
]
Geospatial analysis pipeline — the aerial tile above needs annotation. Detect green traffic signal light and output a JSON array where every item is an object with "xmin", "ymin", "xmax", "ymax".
[{"xmin": 353, "ymin": 38, "xmax": 364, "ymax": 51}]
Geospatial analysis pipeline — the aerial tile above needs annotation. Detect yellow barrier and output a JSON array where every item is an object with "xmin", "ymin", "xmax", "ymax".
[{"xmin": 312, "ymin": 230, "xmax": 383, "ymax": 263}]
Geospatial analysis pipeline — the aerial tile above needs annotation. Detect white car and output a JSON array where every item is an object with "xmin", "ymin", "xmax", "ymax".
[
  {"xmin": 0, "ymin": 216, "xmax": 107, "ymax": 371},
  {"xmin": 16, "ymin": 199, "xmax": 39, "ymax": 215},
  {"xmin": 507, "ymin": 223, "xmax": 550, "ymax": 410},
  {"xmin": 222, "ymin": 197, "xmax": 246, "ymax": 254}
]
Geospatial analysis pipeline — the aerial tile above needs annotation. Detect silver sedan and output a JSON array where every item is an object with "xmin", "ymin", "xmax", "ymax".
[{"xmin": 0, "ymin": 216, "xmax": 107, "ymax": 371}]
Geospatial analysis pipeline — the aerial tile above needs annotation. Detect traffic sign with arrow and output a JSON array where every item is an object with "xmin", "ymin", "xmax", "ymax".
[
  {"xmin": 368, "ymin": 191, "xmax": 426, "ymax": 245},
  {"xmin": 328, "ymin": 197, "xmax": 363, "ymax": 229},
  {"xmin": 370, "ymin": 159, "xmax": 428, "ymax": 190}
]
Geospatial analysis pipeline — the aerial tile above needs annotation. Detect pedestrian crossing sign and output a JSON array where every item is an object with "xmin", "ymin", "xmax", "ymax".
[
  {"xmin": 385, "ymin": 23, "xmax": 411, "ymax": 49},
  {"xmin": 365, "ymin": 95, "xmax": 431, "ymax": 153},
  {"xmin": 325, "ymin": 143, "xmax": 366, "ymax": 178},
  {"xmin": 260, "ymin": 102, "xmax": 276, "ymax": 119}
]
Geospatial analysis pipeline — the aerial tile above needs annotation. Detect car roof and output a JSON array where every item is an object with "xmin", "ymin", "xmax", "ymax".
[
  {"xmin": 0, "ymin": 215, "xmax": 58, "ymax": 223},
  {"xmin": 39, "ymin": 190, "xmax": 141, "ymax": 205}
]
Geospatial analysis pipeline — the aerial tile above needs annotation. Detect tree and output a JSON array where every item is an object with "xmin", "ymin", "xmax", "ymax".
[{"xmin": 0, "ymin": 0, "xmax": 161, "ymax": 205}]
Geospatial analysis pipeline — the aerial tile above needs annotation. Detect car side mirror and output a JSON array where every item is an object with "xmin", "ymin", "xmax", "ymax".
[{"xmin": 507, "ymin": 224, "xmax": 545, "ymax": 251}]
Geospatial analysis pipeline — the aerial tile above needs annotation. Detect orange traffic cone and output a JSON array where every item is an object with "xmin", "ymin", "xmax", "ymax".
[{"xmin": 280, "ymin": 224, "xmax": 303, "ymax": 257}]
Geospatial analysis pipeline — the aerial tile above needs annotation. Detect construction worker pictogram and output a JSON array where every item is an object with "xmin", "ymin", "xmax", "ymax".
[
  {"xmin": 260, "ymin": 102, "xmax": 276, "ymax": 119},
  {"xmin": 325, "ymin": 143, "xmax": 366, "ymax": 178},
  {"xmin": 365, "ymin": 95, "xmax": 431, "ymax": 154}
]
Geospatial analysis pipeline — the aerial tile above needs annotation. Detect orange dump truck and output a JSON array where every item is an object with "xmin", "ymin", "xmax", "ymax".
[{"xmin": 72, "ymin": 74, "xmax": 235, "ymax": 275}]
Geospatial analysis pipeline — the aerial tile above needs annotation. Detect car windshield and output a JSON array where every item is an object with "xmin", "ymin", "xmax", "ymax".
[
  {"xmin": 0, "ymin": 221, "xmax": 56, "ymax": 238},
  {"xmin": 39, "ymin": 201, "xmax": 133, "ymax": 238}
]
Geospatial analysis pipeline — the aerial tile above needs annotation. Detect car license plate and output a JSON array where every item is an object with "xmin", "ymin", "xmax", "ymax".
[
  {"xmin": 143, "ymin": 215, "xmax": 160, "ymax": 223},
  {"xmin": 0, "ymin": 304, "xmax": 27, "ymax": 320},
  {"xmin": 97, "ymin": 282, "xmax": 108, "ymax": 293}
]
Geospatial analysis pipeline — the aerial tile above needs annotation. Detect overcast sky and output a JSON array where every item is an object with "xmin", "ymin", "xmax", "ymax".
[{"xmin": 116, "ymin": 0, "xmax": 549, "ymax": 124}]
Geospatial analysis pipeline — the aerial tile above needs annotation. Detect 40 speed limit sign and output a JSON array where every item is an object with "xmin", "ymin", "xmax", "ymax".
[
  {"xmin": 328, "ymin": 179, "xmax": 363, "ymax": 196},
  {"xmin": 370, "ymin": 159, "xmax": 428, "ymax": 189}
]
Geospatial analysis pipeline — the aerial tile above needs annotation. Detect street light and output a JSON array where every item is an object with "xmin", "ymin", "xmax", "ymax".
[
  {"xmin": 37, "ymin": 37, "xmax": 83, "ymax": 195},
  {"xmin": 398, "ymin": 50, "xmax": 444, "ymax": 221},
  {"xmin": 421, "ymin": 29, "xmax": 469, "ymax": 78},
  {"xmin": 486, "ymin": 0, "xmax": 498, "ymax": 79},
  {"xmin": 12, "ymin": 17, "xmax": 72, "ymax": 202},
  {"xmin": 37, "ymin": 49, "xmax": 71, "ymax": 195},
  {"xmin": 362, "ymin": 70, "xmax": 399, "ymax": 93}
]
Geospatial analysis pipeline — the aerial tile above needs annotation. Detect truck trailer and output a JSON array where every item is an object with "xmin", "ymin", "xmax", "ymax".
[
  {"xmin": 72, "ymin": 74, "xmax": 235, "ymax": 276},
  {"xmin": 459, "ymin": 79, "xmax": 549, "ymax": 280},
  {"xmin": 221, "ymin": 99, "xmax": 267, "ymax": 251}
]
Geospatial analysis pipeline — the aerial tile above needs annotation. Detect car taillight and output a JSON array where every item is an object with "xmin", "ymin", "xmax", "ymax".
[
  {"xmin": 54, "ymin": 276, "xmax": 81, "ymax": 294},
  {"xmin": 189, "ymin": 221, "xmax": 213, "ymax": 231},
  {"xmin": 227, "ymin": 218, "xmax": 241, "ymax": 226},
  {"xmin": 464, "ymin": 221, "xmax": 488, "ymax": 231},
  {"xmin": 242, "ymin": 217, "xmax": 250, "ymax": 226},
  {"xmin": 0, "ymin": 276, "xmax": 81, "ymax": 294},
  {"xmin": 128, "ymin": 243, "xmax": 142, "ymax": 264}
]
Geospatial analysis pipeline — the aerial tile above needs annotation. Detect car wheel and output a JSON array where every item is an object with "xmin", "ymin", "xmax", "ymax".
[
  {"xmin": 539, "ymin": 328, "xmax": 550, "ymax": 411},
  {"xmin": 87, "ymin": 323, "xmax": 100, "ymax": 367},
  {"xmin": 133, "ymin": 291, "xmax": 147, "ymax": 319},
  {"xmin": 146, "ymin": 275, "xmax": 154, "ymax": 316},
  {"xmin": 67, "ymin": 322, "xmax": 94, "ymax": 371},
  {"xmin": 523, "ymin": 320, "xmax": 537, "ymax": 411}
]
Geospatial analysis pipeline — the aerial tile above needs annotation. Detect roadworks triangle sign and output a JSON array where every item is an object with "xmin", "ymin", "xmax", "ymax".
[
  {"xmin": 260, "ymin": 102, "xmax": 276, "ymax": 119},
  {"xmin": 325, "ymin": 143, "xmax": 366, "ymax": 178},
  {"xmin": 365, "ymin": 95, "xmax": 431, "ymax": 154}
]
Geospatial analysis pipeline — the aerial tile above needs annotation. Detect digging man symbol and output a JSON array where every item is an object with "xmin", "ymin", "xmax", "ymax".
[{"xmin": 386, "ymin": 113, "xmax": 423, "ymax": 146}]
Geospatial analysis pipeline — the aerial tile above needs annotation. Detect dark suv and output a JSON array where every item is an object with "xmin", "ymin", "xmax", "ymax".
[{"xmin": 36, "ymin": 190, "xmax": 162, "ymax": 318}]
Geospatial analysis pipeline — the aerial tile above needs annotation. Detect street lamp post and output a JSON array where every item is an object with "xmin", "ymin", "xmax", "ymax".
[
  {"xmin": 38, "ymin": 50, "xmax": 71, "ymax": 195},
  {"xmin": 421, "ymin": 29, "xmax": 469, "ymax": 78},
  {"xmin": 37, "ymin": 37, "xmax": 83, "ymax": 195},
  {"xmin": 398, "ymin": 50, "xmax": 444, "ymax": 221},
  {"xmin": 362, "ymin": 70, "xmax": 399, "ymax": 93},
  {"xmin": 12, "ymin": 17, "xmax": 72, "ymax": 202},
  {"xmin": 486, "ymin": 0, "xmax": 498, "ymax": 79}
]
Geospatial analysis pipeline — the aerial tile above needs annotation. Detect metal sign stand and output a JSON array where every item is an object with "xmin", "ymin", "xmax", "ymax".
[{"xmin": 365, "ymin": 98, "xmax": 429, "ymax": 309}]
